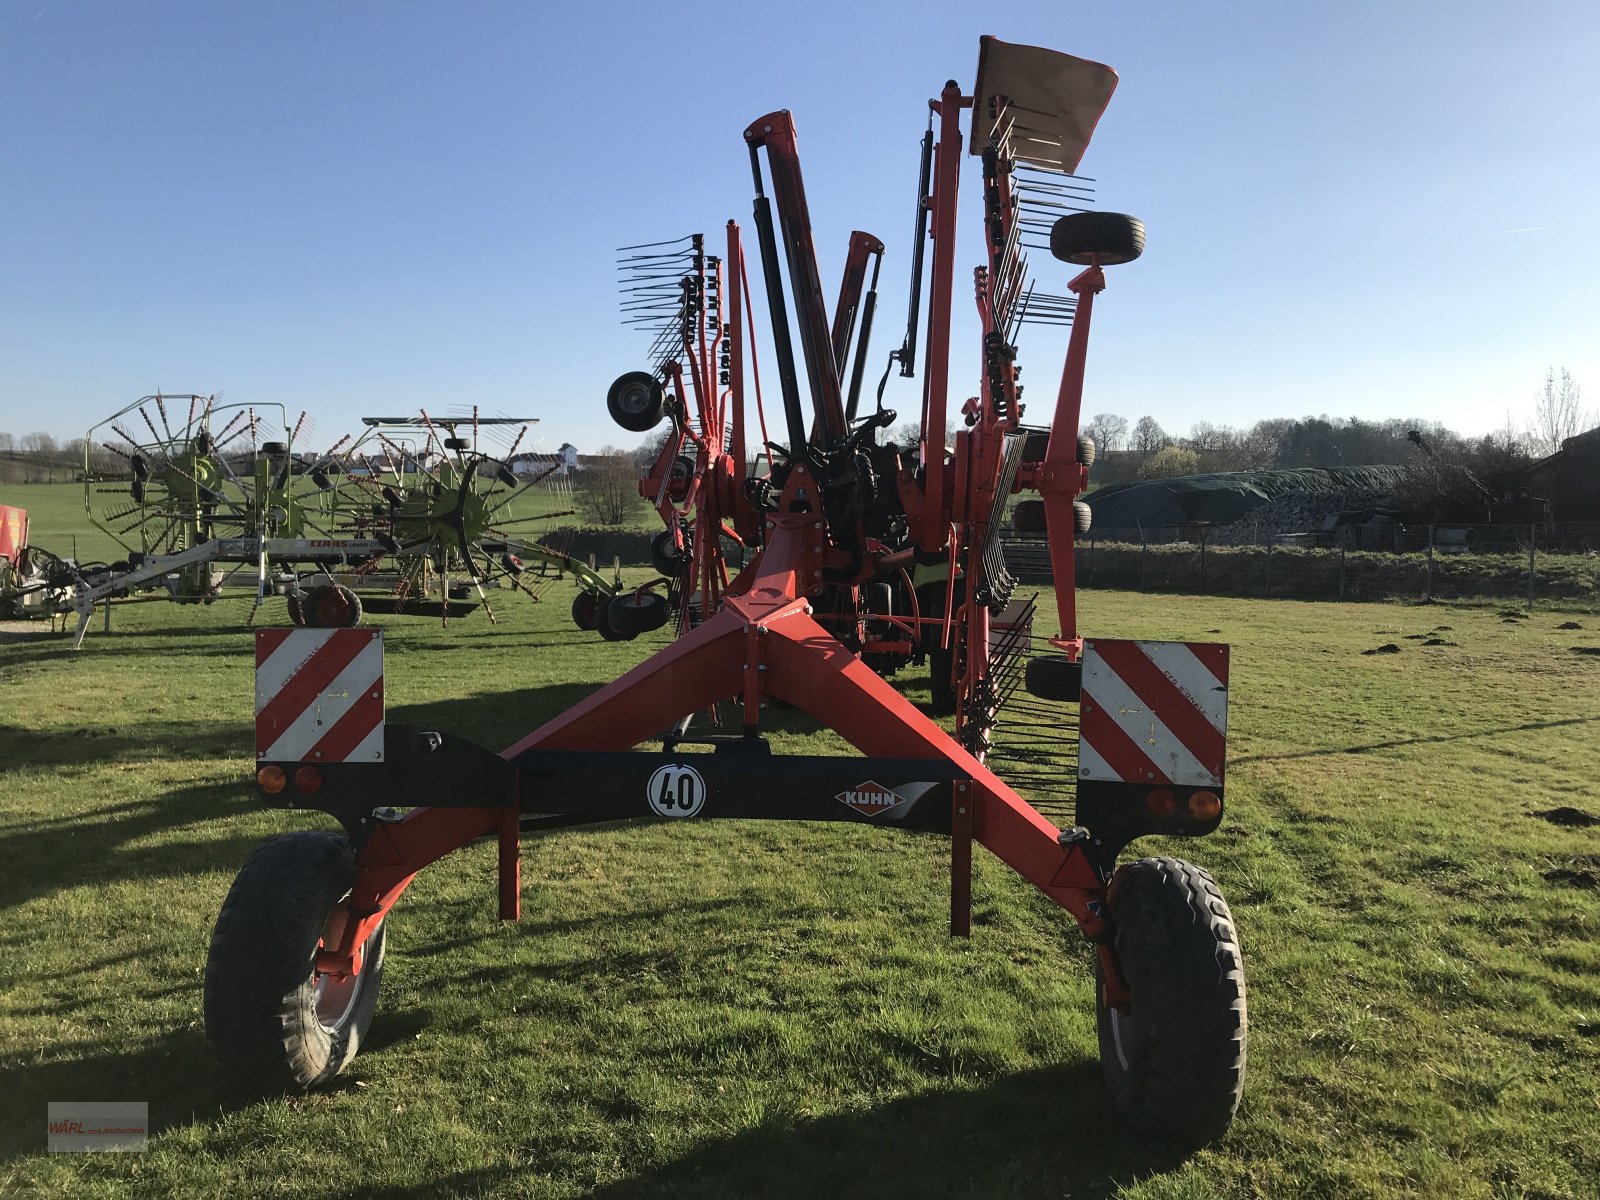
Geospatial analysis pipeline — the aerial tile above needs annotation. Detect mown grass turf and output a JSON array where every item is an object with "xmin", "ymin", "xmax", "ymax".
[{"xmin": 1, "ymin": 582, "xmax": 1598, "ymax": 1198}]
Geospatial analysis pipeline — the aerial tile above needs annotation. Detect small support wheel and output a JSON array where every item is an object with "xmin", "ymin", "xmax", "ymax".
[
  {"xmin": 594, "ymin": 595, "xmax": 637, "ymax": 642},
  {"xmin": 1011, "ymin": 499, "xmax": 1046, "ymax": 533},
  {"xmin": 649, "ymin": 530, "xmax": 688, "ymax": 578},
  {"xmin": 1051, "ymin": 212, "xmax": 1146, "ymax": 266},
  {"xmin": 607, "ymin": 590, "xmax": 670, "ymax": 636},
  {"xmin": 304, "ymin": 583, "xmax": 362, "ymax": 628},
  {"xmin": 285, "ymin": 591, "xmax": 307, "ymax": 627},
  {"xmin": 1023, "ymin": 655, "xmax": 1081, "ymax": 701},
  {"xmin": 1096, "ymin": 856, "xmax": 1248, "ymax": 1150},
  {"xmin": 570, "ymin": 589, "xmax": 600, "ymax": 632},
  {"xmin": 1077, "ymin": 435, "xmax": 1096, "ymax": 467},
  {"xmin": 1075, "ymin": 500, "xmax": 1093, "ymax": 535},
  {"xmin": 204, "ymin": 831, "xmax": 387, "ymax": 1093},
  {"xmin": 606, "ymin": 371, "xmax": 666, "ymax": 433}
]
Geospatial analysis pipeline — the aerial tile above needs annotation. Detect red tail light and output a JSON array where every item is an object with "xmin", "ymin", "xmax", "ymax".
[{"xmin": 1145, "ymin": 788, "xmax": 1177, "ymax": 820}]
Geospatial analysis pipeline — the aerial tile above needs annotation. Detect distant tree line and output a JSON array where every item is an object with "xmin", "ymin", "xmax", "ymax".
[
  {"xmin": 1075, "ymin": 366, "xmax": 1590, "ymax": 488},
  {"xmin": 0, "ymin": 433, "xmax": 126, "ymax": 485}
]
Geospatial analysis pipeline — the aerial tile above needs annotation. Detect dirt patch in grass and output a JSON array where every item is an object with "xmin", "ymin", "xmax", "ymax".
[
  {"xmin": 1570, "ymin": 646, "xmax": 1600, "ymax": 657},
  {"xmin": 1543, "ymin": 867, "xmax": 1598, "ymax": 890},
  {"xmin": 1535, "ymin": 806, "xmax": 1600, "ymax": 828},
  {"xmin": 1557, "ymin": 621, "xmax": 1583, "ymax": 630},
  {"xmin": 1363, "ymin": 643, "xmax": 1401, "ymax": 655}
]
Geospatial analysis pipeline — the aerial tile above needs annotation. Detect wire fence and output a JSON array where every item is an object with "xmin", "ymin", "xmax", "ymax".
[{"xmin": 1003, "ymin": 523, "xmax": 1600, "ymax": 609}]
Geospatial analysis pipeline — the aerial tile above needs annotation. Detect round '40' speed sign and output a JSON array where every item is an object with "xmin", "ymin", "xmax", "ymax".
[{"xmin": 646, "ymin": 763, "xmax": 706, "ymax": 818}]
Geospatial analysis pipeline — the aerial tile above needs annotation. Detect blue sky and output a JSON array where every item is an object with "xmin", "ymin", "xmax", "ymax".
[{"xmin": 2, "ymin": 0, "xmax": 1595, "ymax": 456}]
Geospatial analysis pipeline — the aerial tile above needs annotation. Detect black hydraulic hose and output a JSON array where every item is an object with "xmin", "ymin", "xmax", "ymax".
[
  {"xmin": 750, "ymin": 184, "xmax": 809, "ymax": 462},
  {"xmin": 845, "ymin": 255, "xmax": 882, "ymax": 423},
  {"xmin": 899, "ymin": 126, "xmax": 934, "ymax": 378}
]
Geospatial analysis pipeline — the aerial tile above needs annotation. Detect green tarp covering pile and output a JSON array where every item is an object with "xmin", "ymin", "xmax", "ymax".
[{"xmin": 1085, "ymin": 466, "xmax": 1403, "ymax": 530}]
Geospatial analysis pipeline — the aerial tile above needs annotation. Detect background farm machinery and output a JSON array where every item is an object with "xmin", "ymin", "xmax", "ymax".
[
  {"xmin": 213, "ymin": 35, "xmax": 1249, "ymax": 1153},
  {"xmin": 2, "ymin": 396, "xmax": 630, "ymax": 645}
]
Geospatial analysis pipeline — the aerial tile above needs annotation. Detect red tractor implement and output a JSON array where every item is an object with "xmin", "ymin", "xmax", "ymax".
[{"xmin": 207, "ymin": 36, "xmax": 1247, "ymax": 1150}]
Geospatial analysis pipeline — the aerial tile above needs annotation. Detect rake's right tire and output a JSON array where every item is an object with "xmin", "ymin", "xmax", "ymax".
[
  {"xmin": 1096, "ymin": 856, "xmax": 1248, "ymax": 1151},
  {"xmin": 205, "ymin": 831, "xmax": 387, "ymax": 1094}
]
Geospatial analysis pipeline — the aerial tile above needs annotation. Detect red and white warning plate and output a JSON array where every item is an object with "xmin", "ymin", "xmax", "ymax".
[
  {"xmin": 255, "ymin": 629, "xmax": 384, "ymax": 763},
  {"xmin": 1078, "ymin": 639, "xmax": 1228, "ymax": 787}
]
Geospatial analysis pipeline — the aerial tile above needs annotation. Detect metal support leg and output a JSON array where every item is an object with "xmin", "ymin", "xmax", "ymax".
[{"xmin": 951, "ymin": 780, "xmax": 973, "ymax": 937}]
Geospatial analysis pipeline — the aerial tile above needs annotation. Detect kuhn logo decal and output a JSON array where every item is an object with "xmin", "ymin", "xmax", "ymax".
[{"xmin": 837, "ymin": 780, "xmax": 905, "ymax": 818}]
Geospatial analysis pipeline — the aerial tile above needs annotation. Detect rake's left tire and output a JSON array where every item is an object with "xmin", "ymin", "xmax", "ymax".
[
  {"xmin": 1096, "ymin": 856, "xmax": 1247, "ymax": 1151},
  {"xmin": 205, "ymin": 831, "xmax": 387, "ymax": 1093}
]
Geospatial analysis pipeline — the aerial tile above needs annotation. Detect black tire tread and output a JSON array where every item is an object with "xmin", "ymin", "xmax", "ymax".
[
  {"xmin": 1012, "ymin": 499, "xmax": 1046, "ymax": 533},
  {"xmin": 649, "ymin": 530, "xmax": 687, "ymax": 578},
  {"xmin": 1051, "ymin": 211, "xmax": 1146, "ymax": 266},
  {"xmin": 571, "ymin": 589, "xmax": 599, "ymax": 632},
  {"xmin": 594, "ymin": 595, "xmax": 636, "ymax": 641},
  {"xmin": 1098, "ymin": 856, "xmax": 1247, "ymax": 1150},
  {"xmin": 1024, "ymin": 655, "xmax": 1081, "ymax": 702},
  {"xmin": 608, "ymin": 590, "xmax": 669, "ymax": 635},
  {"xmin": 307, "ymin": 582, "xmax": 362, "ymax": 628},
  {"xmin": 606, "ymin": 371, "xmax": 665, "ymax": 433},
  {"xmin": 204, "ymin": 831, "xmax": 385, "ymax": 1093}
]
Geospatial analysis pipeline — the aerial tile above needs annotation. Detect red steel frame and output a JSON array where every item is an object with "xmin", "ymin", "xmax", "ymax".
[{"xmin": 312, "ymin": 71, "xmax": 1121, "ymax": 995}]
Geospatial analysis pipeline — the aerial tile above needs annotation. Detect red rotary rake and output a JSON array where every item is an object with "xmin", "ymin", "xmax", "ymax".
[{"xmin": 207, "ymin": 36, "xmax": 1247, "ymax": 1150}]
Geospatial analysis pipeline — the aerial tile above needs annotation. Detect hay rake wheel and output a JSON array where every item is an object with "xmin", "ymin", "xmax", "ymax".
[
  {"xmin": 84, "ymin": 396, "xmax": 346, "ymax": 607},
  {"xmin": 327, "ymin": 411, "xmax": 609, "ymax": 628}
]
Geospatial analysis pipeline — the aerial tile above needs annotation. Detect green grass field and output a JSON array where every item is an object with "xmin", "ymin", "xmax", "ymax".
[
  {"xmin": 2, "ymin": 563, "xmax": 1598, "ymax": 1197},
  {"xmin": 1, "ymin": 483, "xmax": 127, "ymax": 564}
]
